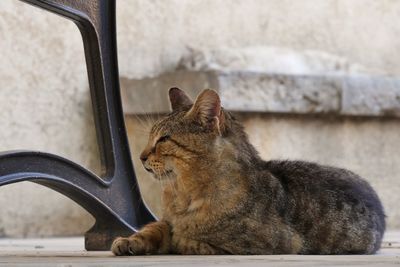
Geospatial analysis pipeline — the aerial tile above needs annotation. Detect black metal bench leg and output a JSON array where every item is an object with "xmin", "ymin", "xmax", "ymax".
[{"xmin": 0, "ymin": 0, "xmax": 156, "ymax": 250}]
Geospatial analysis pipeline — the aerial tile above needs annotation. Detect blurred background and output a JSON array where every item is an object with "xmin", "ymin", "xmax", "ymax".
[{"xmin": 0, "ymin": 0, "xmax": 399, "ymax": 238}]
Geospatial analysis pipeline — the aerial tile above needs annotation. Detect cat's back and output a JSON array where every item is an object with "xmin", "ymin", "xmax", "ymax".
[
  {"xmin": 262, "ymin": 160, "xmax": 383, "ymax": 213},
  {"xmin": 258, "ymin": 160, "xmax": 386, "ymax": 254}
]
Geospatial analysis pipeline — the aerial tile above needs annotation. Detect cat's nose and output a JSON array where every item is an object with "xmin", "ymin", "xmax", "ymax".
[{"xmin": 140, "ymin": 152, "xmax": 148, "ymax": 162}]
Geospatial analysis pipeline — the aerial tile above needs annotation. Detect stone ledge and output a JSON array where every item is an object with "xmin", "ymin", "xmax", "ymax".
[{"xmin": 120, "ymin": 71, "xmax": 400, "ymax": 117}]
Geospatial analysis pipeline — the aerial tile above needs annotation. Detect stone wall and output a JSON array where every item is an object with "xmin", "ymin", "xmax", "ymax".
[
  {"xmin": 0, "ymin": 0, "xmax": 400, "ymax": 237},
  {"xmin": 116, "ymin": 0, "xmax": 400, "ymax": 79}
]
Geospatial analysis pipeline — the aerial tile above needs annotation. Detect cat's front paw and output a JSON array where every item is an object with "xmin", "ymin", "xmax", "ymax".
[{"xmin": 111, "ymin": 236, "xmax": 146, "ymax": 256}]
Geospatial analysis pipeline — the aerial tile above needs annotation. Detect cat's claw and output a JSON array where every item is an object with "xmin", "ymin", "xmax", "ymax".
[
  {"xmin": 111, "ymin": 237, "xmax": 124, "ymax": 256},
  {"xmin": 111, "ymin": 236, "xmax": 146, "ymax": 256},
  {"xmin": 112, "ymin": 237, "xmax": 131, "ymax": 256}
]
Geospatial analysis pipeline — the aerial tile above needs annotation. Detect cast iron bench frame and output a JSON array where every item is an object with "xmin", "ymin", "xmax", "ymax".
[{"xmin": 0, "ymin": 0, "xmax": 155, "ymax": 250}]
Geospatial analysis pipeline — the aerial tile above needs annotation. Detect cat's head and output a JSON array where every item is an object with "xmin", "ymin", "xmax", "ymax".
[{"xmin": 139, "ymin": 88, "xmax": 257, "ymax": 181}]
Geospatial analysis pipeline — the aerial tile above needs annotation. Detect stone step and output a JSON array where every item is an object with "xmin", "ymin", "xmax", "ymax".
[{"xmin": 121, "ymin": 71, "xmax": 400, "ymax": 117}]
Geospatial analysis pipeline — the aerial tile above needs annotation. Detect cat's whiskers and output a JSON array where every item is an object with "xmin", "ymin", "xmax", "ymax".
[
  {"xmin": 161, "ymin": 169, "xmax": 177, "ymax": 194},
  {"xmin": 132, "ymin": 114, "xmax": 154, "ymax": 134},
  {"xmin": 167, "ymin": 174, "xmax": 177, "ymax": 194},
  {"xmin": 128, "ymin": 98, "xmax": 160, "ymax": 126},
  {"xmin": 157, "ymin": 177, "xmax": 166, "ymax": 210},
  {"xmin": 159, "ymin": 176, "xmax": 170, "ymax": 191}
]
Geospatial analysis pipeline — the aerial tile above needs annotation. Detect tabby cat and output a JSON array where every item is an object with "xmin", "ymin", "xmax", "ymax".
[{"xmin": 112, "ymin": 88, "xmax": 385, "ymax": 255}]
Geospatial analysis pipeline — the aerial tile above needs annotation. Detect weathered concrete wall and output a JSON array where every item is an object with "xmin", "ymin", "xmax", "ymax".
[
  {"xmin": 116, "ymin": 0, "xmax": 400, "ymax": 79},
  {"xmin": 1, "ymin": 0, "xmax": 400, "ymax": 237},
  {"xmin": 0, "ymin": 1, "xmax": 98, "ymax": 236},
  {"xmin": 125, "ymin": 114, "xmax": 400, "ymax": 229}
]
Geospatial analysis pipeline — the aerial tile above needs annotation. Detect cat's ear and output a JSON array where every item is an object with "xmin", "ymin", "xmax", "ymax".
[
  {"xmin": 169, "ymin": 87, "xmax": 193, "ymax": 111},
  {"xmin": 186, "ymin": 89, "xmax": 225, "ymax": 135}
]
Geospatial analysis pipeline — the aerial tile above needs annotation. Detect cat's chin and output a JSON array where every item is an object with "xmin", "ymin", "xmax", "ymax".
[{"xmin": 153, "ymin": 170, "xmax": 176, "ymax": 181}]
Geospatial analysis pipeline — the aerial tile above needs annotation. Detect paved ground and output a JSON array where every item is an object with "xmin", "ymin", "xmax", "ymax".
[{"xmin": 0, "ymin": 232, "xmax": 399, "ymax": 267}]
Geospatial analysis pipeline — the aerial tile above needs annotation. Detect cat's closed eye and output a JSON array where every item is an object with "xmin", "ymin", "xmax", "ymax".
[{"xmin": 156, "ymin": 135, "xmax": 170, "ymax": 144}]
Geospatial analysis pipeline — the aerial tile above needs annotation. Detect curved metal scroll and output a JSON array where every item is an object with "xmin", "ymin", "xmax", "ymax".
[{"xmin": 0, "ymin": 0, "xmax": 156, "ymax": 250}]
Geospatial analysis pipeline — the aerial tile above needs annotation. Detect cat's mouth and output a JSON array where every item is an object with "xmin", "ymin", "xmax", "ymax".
[{"xmin": 144, "ymin": 166, "xmax": 153, "ymax": 173}]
